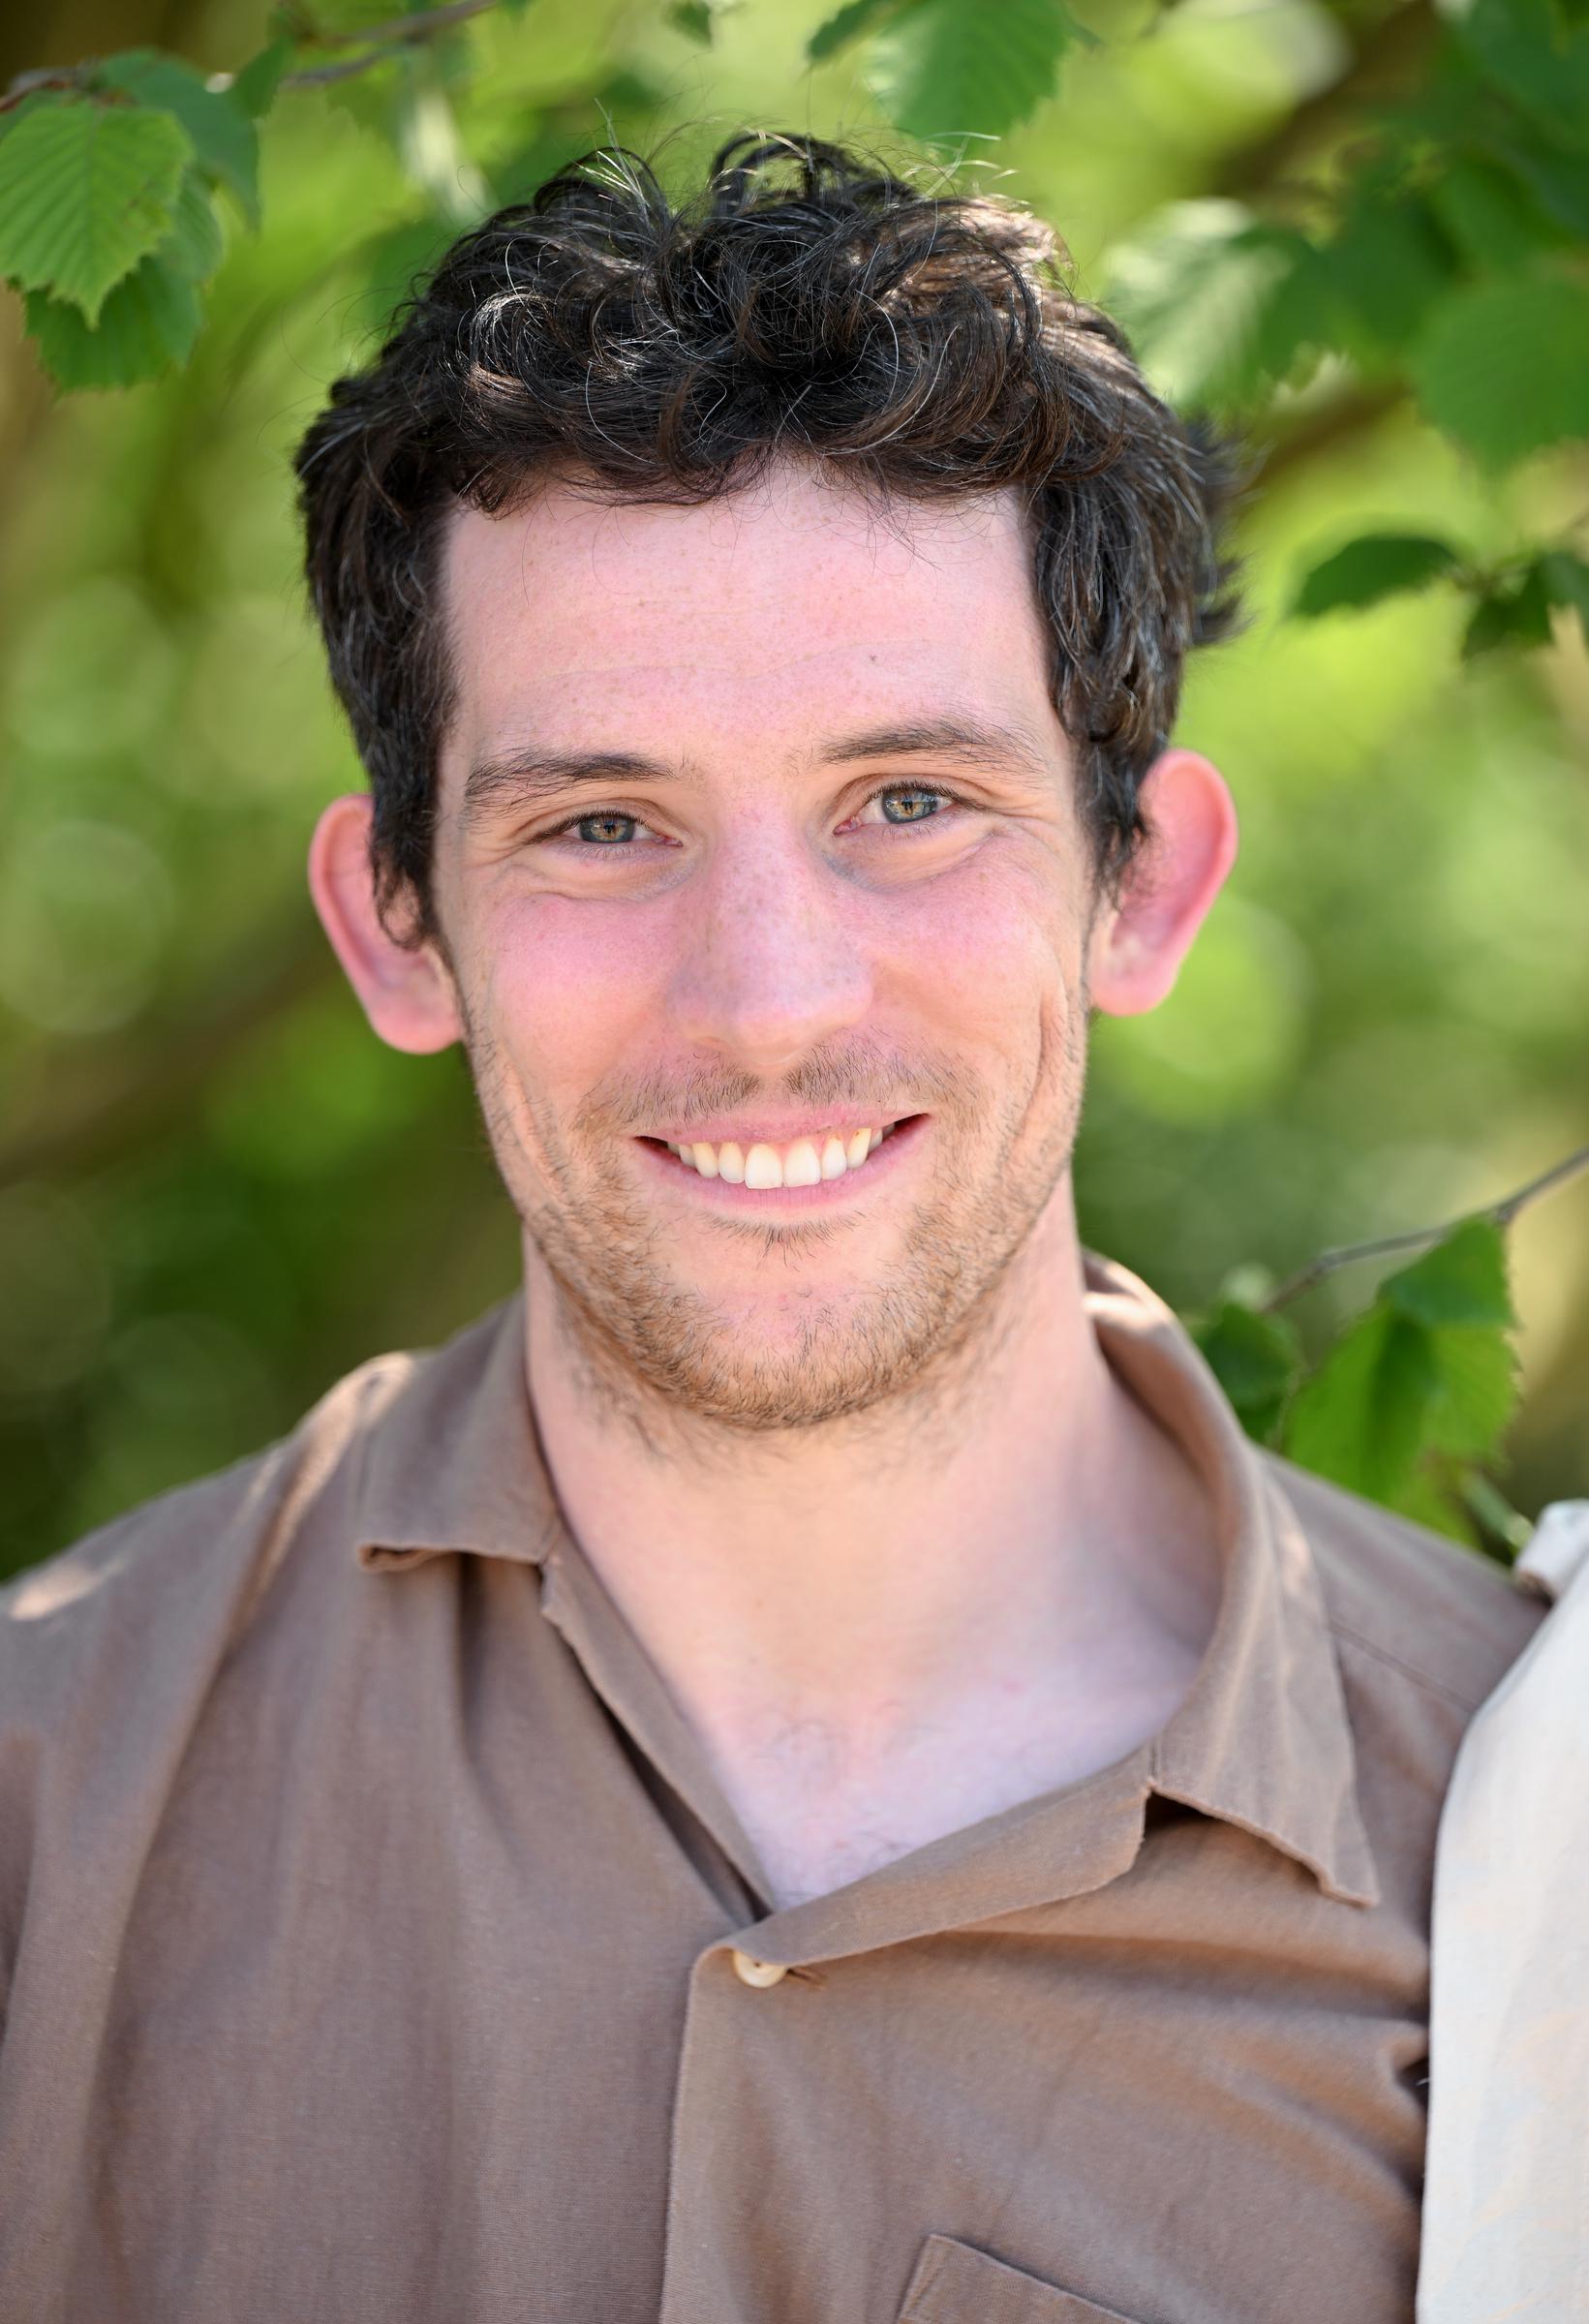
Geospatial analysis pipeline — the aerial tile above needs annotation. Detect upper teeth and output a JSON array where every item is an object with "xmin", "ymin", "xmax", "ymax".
[{"xmin": 665, "ymin": 1125, "xmax": 890, "ymax": 1187}]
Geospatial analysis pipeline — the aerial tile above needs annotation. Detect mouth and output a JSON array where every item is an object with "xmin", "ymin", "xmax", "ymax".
[{"xmin": 633, "ymin": 1114, "xmax": 927, "ymax": 1208}]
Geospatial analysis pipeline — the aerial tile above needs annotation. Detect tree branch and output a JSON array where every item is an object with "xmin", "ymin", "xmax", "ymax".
[
  {"xmin": 1260, "ymin": 1140, "xmax": 1589, "ymax": 1311},
  {"xmin": 275, "ymin": 0, "xmax": 502, "ymax": 89}
]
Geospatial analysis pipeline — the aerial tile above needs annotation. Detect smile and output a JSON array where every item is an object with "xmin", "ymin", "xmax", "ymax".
[{"xmin": 634, "ymin": 1116, "xmax": 926, "ymax": 1202}]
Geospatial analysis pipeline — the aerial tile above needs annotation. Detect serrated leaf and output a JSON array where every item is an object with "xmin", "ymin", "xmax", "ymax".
[
  {"xmin": 870, "ymin": 0, "xmax": 1086, "ymax": 141},
  {"xmin": 1293, "ymin": 534, "xmax": 1461, "ymax": 619},
  {"xmin": 1540, "ymin": 550, "xmax": 1589, "ymax": 646},
  {"xmin": 157, "ymin": 167, "xmax": 225, "ymax": 282},
  {"xmin": 23, "ymin": 253, "xmax": 201, "ymax": 389},
  {"xmin": 1422, "ymin": 1325, "xmax": 1521, "ymax": 1459},
  {"xmin": 1462, "ymin": 561, "xmax": 1555, "ymax": 657},
  {"xmin": 1283, "ymin": 1303, "xmax": 1439, "ymax": 1503},
  {"xmin": 809, "ymin": 0, "xmax": 903, "ymax": 62},
  {"xmin": 0, "ymin": 98, "xmax": 193, "ymax": 324},
  {"xmin": 230, "ymin": 34, "xmax": 295, "ymax": 118},
  {"xmin": 1411, "ymin": 277, "xmax": 1589, "ymax": 470},
  {"xmin": 94, "ymin": 49, "xmax": 260, "ymax": 226},
  {"xmin": 1191, "ymin": 1300, "xmax": 1303, "ymax": 1444},
  {"xmin": 1381, "ymin": 1217, "xmax": 1513, "ymax": 1330}
]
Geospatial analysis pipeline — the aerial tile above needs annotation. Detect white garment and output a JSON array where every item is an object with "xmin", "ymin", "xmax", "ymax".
[{"xmin": 1418, "ymin": 1498, "xmax": 1589, "ymax": 2321}]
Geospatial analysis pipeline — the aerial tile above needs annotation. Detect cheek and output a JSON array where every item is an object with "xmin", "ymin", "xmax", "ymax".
[
  {"xmin": 472, "ymin": 895, "xmax": 661, "ymax": 1084},
  {"xmin": 890, "ymin": 859, "xmax": 1076, "ymax": 1044}
]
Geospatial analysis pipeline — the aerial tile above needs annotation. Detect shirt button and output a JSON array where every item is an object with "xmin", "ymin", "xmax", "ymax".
[{"xmin": 730, "ymin": 1948, "xmax": 789, "ymax": 1988}]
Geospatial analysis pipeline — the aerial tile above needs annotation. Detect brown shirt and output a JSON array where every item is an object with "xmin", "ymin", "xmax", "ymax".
[{"xmin": 0, "ymin": 1250, "xmax": 1541, "ymax": 2324}]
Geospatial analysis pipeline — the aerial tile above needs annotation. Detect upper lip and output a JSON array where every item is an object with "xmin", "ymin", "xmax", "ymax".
[{"xmin": 643, "ymin": 1112, "xmax": 917, "ymax": 1146}]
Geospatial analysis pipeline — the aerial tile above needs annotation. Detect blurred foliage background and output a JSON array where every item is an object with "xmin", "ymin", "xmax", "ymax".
[{"xmin": 1, "ymin": 0, "xmax": 1586, "ymax": 1577}]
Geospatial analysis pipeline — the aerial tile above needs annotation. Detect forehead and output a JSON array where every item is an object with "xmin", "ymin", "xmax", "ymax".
[{"xmin": 437, "ymin": 461, "xmax": 1058, "ymax": 759}]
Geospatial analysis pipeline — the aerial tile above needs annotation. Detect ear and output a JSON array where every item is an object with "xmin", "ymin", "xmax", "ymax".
[
  {"xmin": 1086, "ymin": 750, "xmax": 1239, "ymax": 1017},
  {"xmin": 307, "ymin": 794, "xmax": 463, "ymax": 1055}
]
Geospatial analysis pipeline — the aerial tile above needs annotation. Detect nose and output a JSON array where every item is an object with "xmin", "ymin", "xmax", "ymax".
[{"xmin": 665, "ymin": 817, "xmax": 873, "ymax": 1077}]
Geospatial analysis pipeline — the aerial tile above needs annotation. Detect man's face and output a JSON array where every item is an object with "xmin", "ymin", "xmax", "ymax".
[{"xmin": 426, "ymin": 461, "xmax": 1101, "ymax": 1433}]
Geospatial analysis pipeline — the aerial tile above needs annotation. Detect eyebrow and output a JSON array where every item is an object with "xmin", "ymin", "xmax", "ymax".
[{"xmin": 460, "ymin": 716, "xmax": 1055, "ymax": 821}]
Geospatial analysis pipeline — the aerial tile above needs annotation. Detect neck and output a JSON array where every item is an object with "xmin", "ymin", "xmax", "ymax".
[{"xmin": 520, "ymin": 1198, "xmax": 1221, "ymax": 1799}]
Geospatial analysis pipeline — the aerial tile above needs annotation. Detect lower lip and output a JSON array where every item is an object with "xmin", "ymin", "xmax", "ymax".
[{"xmin": 633, "ymin": 1116, "xmax": 929, "ymax": 1212}]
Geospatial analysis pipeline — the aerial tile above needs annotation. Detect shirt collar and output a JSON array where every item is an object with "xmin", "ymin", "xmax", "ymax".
[
  {"xmin": 351, "ymin": 1247, "xmax": 1379, "ymax": 1911},
  {"xmin": 1081, "ymin": 1251, "xmax": 1379, "ymax": 1908}
]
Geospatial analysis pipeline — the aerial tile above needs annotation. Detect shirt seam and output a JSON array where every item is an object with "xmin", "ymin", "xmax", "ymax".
[{"xmin": 1324, "ymin": 1616, "xmax": 1489, "ymax": 1716}]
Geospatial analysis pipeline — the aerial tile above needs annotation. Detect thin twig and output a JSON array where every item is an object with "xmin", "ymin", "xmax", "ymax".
[
  {"xmin": 278, "ymin": 0, "xmax": 502, "ymax": 87},
  {"xmin": 1260, "ymin": 1139, "xmax": 1589, "ymax": 1311}
]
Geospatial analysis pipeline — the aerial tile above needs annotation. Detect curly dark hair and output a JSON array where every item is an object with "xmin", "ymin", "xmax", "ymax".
[{"xmin": 294, "ymin": 130, "xmax": 1248, "ymax": 941}]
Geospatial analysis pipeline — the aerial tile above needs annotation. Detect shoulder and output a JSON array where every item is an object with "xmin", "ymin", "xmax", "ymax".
[
  {"xmin": 1260, "ymin": 1446, "xmax": 1545, "ymax": 1718},
  {"xmin": 0, "ymin": 1306, "xmax": 508, "ymax": 1711}
]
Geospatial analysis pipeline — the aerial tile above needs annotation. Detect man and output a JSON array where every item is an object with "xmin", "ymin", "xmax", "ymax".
[{"xmin": 0, "ymin": 134, "xmax": 1542, "ymax": 2321}]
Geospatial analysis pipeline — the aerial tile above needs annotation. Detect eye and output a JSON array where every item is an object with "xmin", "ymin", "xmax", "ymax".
[
  {"xmin": 540, "ymin": 808, "xmax": 662, "ymax": 847},
  {"xmin": 850, "ymin": 782, "xmax": 966, "ymax": 828}
]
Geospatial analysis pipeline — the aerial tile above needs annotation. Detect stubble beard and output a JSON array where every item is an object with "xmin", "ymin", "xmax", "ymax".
[{"xmin": 460, "ymin": 999, "xmax": 1089, "ymax": 1446}]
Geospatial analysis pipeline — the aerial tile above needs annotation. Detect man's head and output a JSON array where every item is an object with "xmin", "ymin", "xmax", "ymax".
[{"xmin": 297, "ymin": 133, "xmax": 1242, "ymax": 1435}]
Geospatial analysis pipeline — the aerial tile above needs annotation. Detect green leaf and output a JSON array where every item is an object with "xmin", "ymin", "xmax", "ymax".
[
  {"xmin": 1322, "ymin": 196, "xmax": 1459, "ymax": 361},
  {"xmin": 23, "ymin": 253, "xmax": 202, "ymax": 389},
  {"xmin": 1283, "ymin": 1303, "xmax": 1439, "ymax": 1503},
  {"xmin": 1496, "ymin": 138, "xmax": 1589, "ymax": 238},
  {"xmin": 1191, "ymin": 1300, "xmax": 1303, "ymax": 1444},
  {"xmin": 157, "ymin": 168, "xmax": 225, "ymax": 282},
  {"xmin": 667, "ymin": 0, "xmax": 716, "ymax": 38},
  {"xmin": 93, "ymin": 49, "xmax": 260, "ymax": 227},
  {"xmin": 1540, "ymin": 549, "xmax": 1589, "ymax": 646},
  {"xmin": 809, "ymin": 0, "xmax": 904, "ymax": 62},
  {"xmin": 1451, "ymin": 0, "xmax": 1589, "ymax": 140},
  {"xmin": 0, "ymin": 97, "xmax": 193, "ymax": 324},
  {"xmin": 1292, "ymin": 534, "xmax": 1462, "ymax": 619},
  {"xmin": 230, "ymin": 34, "xmax": 296, "ymax": 119},
  {"xmin": 870, "ymin": 0, "xmax": 1088, "ymax": 140},
  {"xmin": 1411, "ymin": 277, "xmax": 1589, "ymax": 470},
  {"xmin": 1428, "ymin": 156, "xmax": 1567, "ymax": 274},
  {"xmin": 1386, "ymin": 1459, "xmax": 1479, "ymax": 1548},
  {"xmin": 1380, "ymin": 1217, "xmax": 1514, "ymax": 1330},
  {"xmin": 1461, "ymin": 561, "xmax": 1555, "ymax": 657},
  {"xmin": 1422, "ymin": 1326, "xmax": 1521, "ymax": 1459}
]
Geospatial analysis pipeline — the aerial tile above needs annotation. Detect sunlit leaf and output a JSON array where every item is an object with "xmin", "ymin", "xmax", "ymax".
[
  {"xmin": 1380, "ymin": 1218, "xmax": 1514, "ymax": 1330},
  {"xmin": 1293, "ymin": 535, "xmax": 1462, "ymax": 619},
  {"xmin": 1283, "ymin": 1304, "xmax": 1439, "ymax": 1501},
  {"xmin": 93, "ymin": 49, "xmax": 260, "ymax": 227},
  {"xmin": 869, "ymin": 0, "xmax": 1088, "ymax": 141},
  {"xmin": 230, "ymin": 34, "xmax": 296, "ymax": 119},
  {"xmin": 1421, "ymin": 1327, "xmax": 1521, "ymax": 1459},
  {"xmin": 23, "ymin": 255, "xmax": 202, "ymax": 389},
  {"xmin": 157, "ymin": 168, "xmax": 225, "ymax": 283},
  {"xmin": 0, "ymin": 97, "xmax": 193, "ymax": 323}
]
